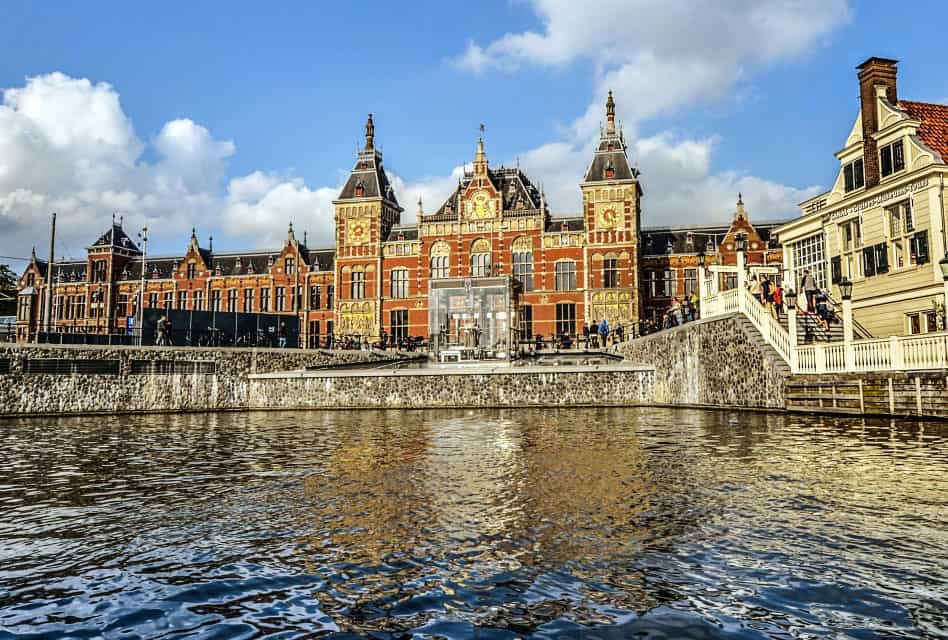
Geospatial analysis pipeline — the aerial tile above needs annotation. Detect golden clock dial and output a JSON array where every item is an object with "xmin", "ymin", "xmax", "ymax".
[
  {"xmin": 597, "ymin": 206, "xmax": 619, "ymax": 229},
  {"xmin": 347, "ymin": 217, "xmax": 369, "ymax": 244}
]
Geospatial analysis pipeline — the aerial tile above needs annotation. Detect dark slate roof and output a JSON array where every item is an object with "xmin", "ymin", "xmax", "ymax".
[
  {"xmin": 52, "ymin": 260, "xmax": 86, "ymax": 282},
  {"xmin": 385, "ymin": 225, "xmax": 420, "ymax": 242},
  {"xmin": 545, "ymin": 216, "xmax": 585, "ymax": 233},
  {"xmin": 90, "ymin": 224, "xmax": 141, "ymax": 253},
  {"xmin": 584, "ymin": 131, "xmax": 637, "ymax": 183},
  {"xmin": 337, "ymin": 149, "xmax": 400, "ymax": 207},
  {"xmin": 306, "ymin": 249, "xmax": 336, "ymax": 272},
  {"xmin": 431, "ymin": 167, "xmax": 542, "ymax": 218},
  {"xmin": 640, "ymin": 221, "xmax": 785, "ymax": 256}
]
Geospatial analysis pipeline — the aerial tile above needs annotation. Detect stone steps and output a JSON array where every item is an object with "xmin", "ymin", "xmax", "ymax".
[{"xmin": 732, "ymin": 316, "xmax": 792, "ymax": 376}]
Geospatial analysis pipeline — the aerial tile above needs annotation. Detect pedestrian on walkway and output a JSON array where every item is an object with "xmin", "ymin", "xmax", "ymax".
[
  {"xmin": 598, "ymin": 318, "xmax": 610, "ymax": 350},
  {"xmin": 802, "ymin": 269, "xmax": 818, "ymax": 314},
  {"xmin": 750, "ymin": 275, "xmax": 762, "ymax": 304}
]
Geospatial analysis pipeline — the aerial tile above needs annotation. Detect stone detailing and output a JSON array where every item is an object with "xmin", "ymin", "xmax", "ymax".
[
  {"xmin": 248, "ymin": 365, "xmax": 653, "ymax": 410},
  {"xmin": 617, "ymin": 313, "xmax": 790, "ymax": 409},
  {"xmin": 0, "ymin": 344, "xmax": 381, "ymax": 416}
]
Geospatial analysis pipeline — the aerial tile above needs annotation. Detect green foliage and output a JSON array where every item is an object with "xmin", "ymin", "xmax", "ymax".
[{"xmin": 0, "ymin": 264, "xmax": 18, "ymax": 315}]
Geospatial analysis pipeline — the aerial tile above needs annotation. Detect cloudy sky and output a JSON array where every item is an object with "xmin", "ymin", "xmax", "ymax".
[{"xmin": 1, "ymin": 0, "xmax": 946, "ymax": 268}]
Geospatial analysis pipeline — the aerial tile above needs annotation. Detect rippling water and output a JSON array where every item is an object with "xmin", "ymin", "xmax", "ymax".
[{"xmin": 1, "ymin": 408, "xmax": 946, "ymax": 639}]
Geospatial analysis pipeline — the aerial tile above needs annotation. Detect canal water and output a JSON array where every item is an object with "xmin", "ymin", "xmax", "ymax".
[{"xmin": 0, "ymin": 408, "xmax": 946, "ymax": 639}]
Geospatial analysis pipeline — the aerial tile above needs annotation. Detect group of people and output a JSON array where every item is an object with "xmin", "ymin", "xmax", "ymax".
[
  {"xmin": 582, "ymin": 319, "xmax": 625, "ymax": 349},
  {"xmin": 747, "ymin": 274, "xmax": 784, "ymax": 320},
  {"xmin": 661, "ymin": 292, "xmax": 700, "ymax": 329}
]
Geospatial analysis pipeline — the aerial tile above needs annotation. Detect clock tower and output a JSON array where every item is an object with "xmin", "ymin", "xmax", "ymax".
[
  {"xmin": 580, "ymin": 92, "xmax": 643, "ymax": 328},
  {"xmin": 333, "ymin": 114, "xmax": 402, "ymax": 341}
]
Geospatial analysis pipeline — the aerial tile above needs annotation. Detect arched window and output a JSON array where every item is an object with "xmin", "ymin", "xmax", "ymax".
[
  {"xmin": 470, "ymin": 238, "xmax": 491, "ymax": 277},
  {"xmin": 390, "ymin": 268, "xmax": 408, "ymax": 298},
  {"xmin": 511, "ymin": 236, "xmax": 533, "ymax": 291},
  {"xmin": 430, "ymin": 241, "xmax": 451, "ymax": 279}
]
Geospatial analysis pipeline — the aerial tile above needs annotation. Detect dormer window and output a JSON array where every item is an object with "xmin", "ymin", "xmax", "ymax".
[
  {"xmin": 186, "ymin": 263, "xmax": 196, "ymax": 279},
  {"xmin": 247, "ymin": 263, "xmax": 255, "ymax": 274},
  {"xmin": 686, "ymin": 232, "xmax": 694, "ymax": 248},
  {"xmin": 354, "ymin": 180, "xmax": 365, "ymax": 197},
  {"xmin": 214, "ymin": 264, "xmax": 223, "ymax": 276},
  {"xmin": 880, "ymin": 140, "xmax": 905, "ymax": 178},
  {"xmin": 604, "ymin": 160, "xmax": 615, "ymax": 179},
  {"xmin": 843, "ymin": 158, "xmax": 865, "ymax": 193}
]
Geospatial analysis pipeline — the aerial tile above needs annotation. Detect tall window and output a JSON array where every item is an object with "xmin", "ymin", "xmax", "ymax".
[
  {"xmin": 275, "ymin": 286, "xmax": 286, "ymax": 311},
  {"xmin": 308, "ymin": 320, "xmax": 320, "ymax": 348},
  {"xmin": 662, "ymin": 269, "xmax": 676, "ymax": 297},
  {"xmin": 350, "ymin": 271, "xmax": 365, "ymax": 300},
  {"xmin": 880, "ymin": 140, "xmax": 905, "ymax": 178},
  {"xmin": 519, "ymin": 304, "xmax": 533, "ymax": 340},
  {"xmin": 210, "ymin": 289, "xmax": 221, "ymax": 312},
  {"xmin": 92, "ymin": 260, "xmax": 108, "ymax": 283},
  {"xmin": 177, "ymin": 290, "xmax": 188, "ymax": 309},
  {"xmin": 888, "ymin": 201, "xmax": 918, "ymax": 270},
  {"xmin": 511, "ymin": 237, "xmax": 533, "ymax": 291},
  {"xmin": 186, "ymin": 262, "xmax": 196, "ymax": 279},
  {"xmin": 555, "ymin": 261, "xmax": 576, "ymax": 291},
  {"xmin": 149, "ymin": 292, "xmax": 159, "ymax": 309},
  {"xmin": 555, "ymin": 303, "xmax": 576, "ymax": 337},
  {"xmin": 243, "ymin": 288, "xmax": 254, "ymax": 313},
  {"xmin": 430, "ymin": 241, "xmax": 451, "ymax": 279},
  {"xmin": 391, "ymin": 269, "xmax": 408, "ymax": 298},
  {"xmin": 838, "ymin": 218, "xmax": 863, "ymax": 280},
  {"xmin": 193, "ymin": 290, "xmax": 204, "ymax": 311},
  {"xmin": 471, "ymin": 253, "xmax": 491, "ymax": 277},
  {"xmin": 792, "ymin": 234, "xmax": 827, "ymax": 291},
  {"xmin": 431, "ymin": 255, "xmax": 450, "ymax": 279},
  {"xmin": 284, "ymin": 257, "xmax": 295, "ymax": 275},
  {"xmin": 326, "ymin": 285, "xmax": 334, "ymax": 308},
  {"xmin": 260, "ymin": 288, "xmax": 270, "ymax": 312},
  {"xmin": 843, "ymin": 158, "xmax": 865, "ymax": 193},
  {"xmin": 310, "ymin": 285, "xmax": 321, "ymax": 309},
  {"xmin": 684, "ymin": 269, "xmax": 697, "ymax": 297},
  {"xmin": 227, "ymin": 289, "xmax": 238, "ymax": 312},
  {"xmin": 163, "ymin": 291, "xmax": 173, "ymax": 311},
  {"xmin": 602, "ymin": 258, "xmax": 619, "ymax": 288},
  {"xmin": 390, "ymin": 309, "xmax": 409, "ymax": 344}
]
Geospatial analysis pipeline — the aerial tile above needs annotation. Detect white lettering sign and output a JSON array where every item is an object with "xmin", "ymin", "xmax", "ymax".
[{"xmin": 827, "ymin": 179, "xmax": 929, "ymax": 222}]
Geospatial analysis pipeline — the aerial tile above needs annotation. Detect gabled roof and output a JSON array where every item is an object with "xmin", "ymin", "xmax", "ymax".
[
  {"xmin": 384, "ymin": 225, "xmax": 419, "ymax": 242},
  {"xmin": 90, "ymin": 224, "xmax": 141, "ymax": 253},
  {"xmin": 584, "ymin": 134, "xmax": 637, "ymax": 183},
  {"xmin": 545, "ymin": 216, "xmax": 585, "ymax": 233},
  {"xmin": 640, "ymin": 220, "xmax": 785, "ymax": 256},
  {"xmin": 898, "ymin": 99, "xmax": 948, "ymax": 161},
  {"xmin": 431, "ymin": 167, "xmax": 543, "ymax": 218}
]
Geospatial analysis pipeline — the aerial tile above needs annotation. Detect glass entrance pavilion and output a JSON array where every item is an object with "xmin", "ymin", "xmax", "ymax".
[{"xmin": 428, "ymin": 277, "xmax": 522, "ymax": 360}]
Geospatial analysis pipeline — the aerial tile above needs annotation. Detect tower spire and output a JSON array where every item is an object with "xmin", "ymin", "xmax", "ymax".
[
  {"xmin": 606, "ymin": 90, "xmax": 616, "ymax": 135},
  {"xmin": 365, "ymin": 113, "xmax": 375, "ymax": 150}
]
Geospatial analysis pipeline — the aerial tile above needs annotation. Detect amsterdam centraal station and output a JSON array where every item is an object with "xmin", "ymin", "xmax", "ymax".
[{"xmin": 14, "ymin": 94, "xmax": 782, "ymax": 352}]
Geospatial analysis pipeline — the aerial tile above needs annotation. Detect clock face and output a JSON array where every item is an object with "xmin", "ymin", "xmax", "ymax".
[
  {"xmin": 347, "ymin": 217, "xmax": 369, "ymax": 245},
  {"xmin": 597, "ymin": 206, "xmax": 619, "ymax": 230},
  {"xmin": 466, "ymin": 190, "xmax": 495, "ymax": 220}
]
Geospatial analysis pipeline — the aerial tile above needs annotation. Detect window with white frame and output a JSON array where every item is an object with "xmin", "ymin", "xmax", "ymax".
[
  {"xmin": 880, "ymin": 140, "xmax": 905, "ymax": 178},
  {"xmin": 243, "ymin": 288, "xmax": 254, "ymax": 313},
  {"xmin": 792, "ymin": 234, "xmax": 827, "ymax": 291},
  {"xmin": 555, "ymin": 261, "xmax": 576, "ymax": 291},
  {"xmin": 390, "ymin": 268, "xmax": 408, "ymax": 299},
  {"xmin": 838, "ymin": 218, "xmax": 862, "ymax": 280},
  {"xmin": 350, "ymin": 272, "xmax": 365, "ymax": 300},
  {"xmin": 887, "ymin": 200, "xmax": 916, "ymax": 269},
  {"xmin": 843, "ymin": 158, "xmax": 865, "ymax": 193},
  {"xmin": 906, "ymin": 310, "xmax": 938, "ymax": 335},
  {"xmin": 512, "ymin": 250, "xmax": 533, "ymax": 291},
  {"xmin": 226, "ymin": 289, "xmax": 237, "ymax": 312},
  {"xmin": 662, "ymin": 269, "xmax": 676, "ymax": 297}
]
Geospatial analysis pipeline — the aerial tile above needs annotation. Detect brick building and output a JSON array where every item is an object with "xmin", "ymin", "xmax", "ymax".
[{"xmin": 15, "ymin": 93, "xmax": 785, "ymax": 349}]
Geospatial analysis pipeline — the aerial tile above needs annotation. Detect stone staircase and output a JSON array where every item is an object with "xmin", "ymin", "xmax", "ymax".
[
  {"xmin": 782, "ymin": 311, "xmax": 845, "ymax": 344},
  {"xmin": 732, "ymin": 314, "xmax": 792, "ymax": 377}
]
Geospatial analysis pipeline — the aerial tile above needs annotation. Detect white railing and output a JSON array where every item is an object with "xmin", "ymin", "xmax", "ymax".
[{"xmin": 701, "ymin": 287, "xmax": 948, "ymax": 374}]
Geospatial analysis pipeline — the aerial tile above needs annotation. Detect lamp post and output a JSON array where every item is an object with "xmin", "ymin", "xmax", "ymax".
[
  {"xmin": 696, "ymin": 249, "xmax": 707, "ymax": 316},
  {"xmin": 786, "ymin": 288, "xmax": 799, "ymax": 371},
  {"xmin": 839, "ymin": 276, "xmax": 854, "ymax": 370},
  {"xmin": 137, "ymin": 226, "xmax": 148, "ymax": 346}
]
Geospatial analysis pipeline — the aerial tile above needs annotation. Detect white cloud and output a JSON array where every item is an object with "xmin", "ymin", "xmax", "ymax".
[{"xmin": 453, "ymin": 0, "xmax": 847, "ymax": 224}]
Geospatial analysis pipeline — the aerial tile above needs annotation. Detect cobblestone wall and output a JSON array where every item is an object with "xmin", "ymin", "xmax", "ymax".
[
  {"xmin": 0, "ymin": 344, "xmax": 381, "ymax": 416},
  {"xmin": 248, "ymin": 365, "xmax": 653, "ymax": 410},
  {"xmin": 617, "ymin": 314, "xmax": 790, "ymax": 409}
]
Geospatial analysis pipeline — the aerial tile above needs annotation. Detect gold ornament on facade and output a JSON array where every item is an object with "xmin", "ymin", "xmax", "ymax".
[
  {"xmin": 465, "ymin": 190, "xmax": 496, "ymax": 220},
  {"xmin": 346, "ymin": 216, "xmax": 370, "ymax": 245}
]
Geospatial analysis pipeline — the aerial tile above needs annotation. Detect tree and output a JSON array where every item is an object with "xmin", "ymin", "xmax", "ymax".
[{"xmin": 0, "ymin": 264, "xmax": 17, "ymax": 316}]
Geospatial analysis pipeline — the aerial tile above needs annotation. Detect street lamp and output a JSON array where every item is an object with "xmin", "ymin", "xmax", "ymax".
[
  {"xmin": 939, "ymin": 255, "xmax": 948, "ymax": 331},
  {"xmin": 838, "ymin": 277, "xmax": 853, "ymax": 301},
  {"xmin": 697, "ymin": 249, "xmax": 706, "ymax": 268}
]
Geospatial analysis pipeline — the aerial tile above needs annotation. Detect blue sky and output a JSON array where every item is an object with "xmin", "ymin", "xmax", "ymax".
[{"xmin": 1, "ymin": 0, "xmax": 946, "ymax": 264}]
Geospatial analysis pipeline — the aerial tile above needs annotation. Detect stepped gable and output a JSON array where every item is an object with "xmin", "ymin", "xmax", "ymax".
[
  {"xmin": 583, "ymin": 91, "xmax": 637, "ymax": 183},
  {"xmin": 337, "ymin": 114, "xmax": 400, "ymax": 207},
  {"xmin": 898, "ymin": 99, "xmax": 948, "ymax": 161}
]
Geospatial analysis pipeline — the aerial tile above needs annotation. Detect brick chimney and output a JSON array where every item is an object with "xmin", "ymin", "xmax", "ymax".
[{"xmin": 857, "ymin": 57, "xmax": 899, "ymax": 188}]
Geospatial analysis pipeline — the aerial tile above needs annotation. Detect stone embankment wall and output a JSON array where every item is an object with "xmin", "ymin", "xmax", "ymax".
[
  {"xmin": 0, "ymin": 344, "xmax": 380, "ymax": 416},
  {"xmin": 617, "ymin": 313, "xmax": 790, "ymax": 410},
  {"xmin": 248, "ymin": 365, "xmax": 653, "ymax": 410}
]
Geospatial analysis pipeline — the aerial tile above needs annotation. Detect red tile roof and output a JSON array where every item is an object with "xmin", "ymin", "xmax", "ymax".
[{"xmin": 898, "ymin": 100, "xmax": 948, "ymax": 162}]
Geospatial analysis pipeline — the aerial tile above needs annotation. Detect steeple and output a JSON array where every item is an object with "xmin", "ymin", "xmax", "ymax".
[
  {"xmin": 417, "ymin": 195, "xmax": 424, "ymax": 217},
  {"xmin": 364, "ymin": 113, "xmax": 375, "ymax": 150},
  {"xmin": 474, "ymin": 124, "xmax": 488, "ymax": 178},
  {"xmin": 734, "ymin": 193, "xmax": 748, "ymax": 222},
  {"xmin": 606, "ymin": 90, "xmax": 616, "ymax": 135},
  {"xmin": 287, "ymin": 221, "xmax": 296, "ymax": 244},
  {"xmin": 188, "ymin": 227, "xmax": 200, "ymax": 252}
]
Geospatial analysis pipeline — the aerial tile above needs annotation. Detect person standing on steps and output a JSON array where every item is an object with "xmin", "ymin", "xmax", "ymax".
[{"xmin": 802, "ymin": 269, "xmax": 817, "ymax": 315}]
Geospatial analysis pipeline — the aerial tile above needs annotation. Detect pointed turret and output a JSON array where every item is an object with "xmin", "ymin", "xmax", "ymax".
[
  {"xmin": 606, "ymin": 90, "xmax": 616, "ymax": 135},
  {"xmin": 473, "ymin": 127, "xmax": 489, "ymax": 179},
  {"xmin": 582, "ymin": 91, "xmax": 637, "ymax": 184},
  {"xmin": 336, "ymin": 114, "xmax": 401, "ymax": 210},
  {"xmin": 287, "ymin": 221, "xmax": 296, "ymax": 245},
  {"xmin": 364, "ymin": 113, "xmax": 375, "ymax": 151}
]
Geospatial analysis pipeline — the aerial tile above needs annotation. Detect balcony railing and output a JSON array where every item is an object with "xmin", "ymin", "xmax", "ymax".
[{"xmin": 701, "ymin": 286, "xmax": 948, "ymax": 374}]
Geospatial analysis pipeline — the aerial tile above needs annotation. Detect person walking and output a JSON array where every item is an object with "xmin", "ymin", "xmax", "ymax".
[
  {"xmin": 582, "ymin": 323, "xmax": 590, "ymax": 349},
  {"xmin": 155, "ymin": 315, "xmax": 168, "ymax": 346},
  {"xmin": 749, "ymin": 275, "xmax": 762, "ymax": 304},
  {"xmin": 278, "ymin": 321, "xmax": 287, "ymax": 348},
  {"xmin": 772, "ymin": 282, "xmax": 783, "ymax": 319},
  {"xmin": 688, "ymin": 290, "xmax": 699, "ymax": 321},
  {"xmin": 598, "ymin": 318, "xmax": 610, "ymax": 350},
  {"xmin": 802, "ymin": 269, "xmax": 818, "ymax": 315}
]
